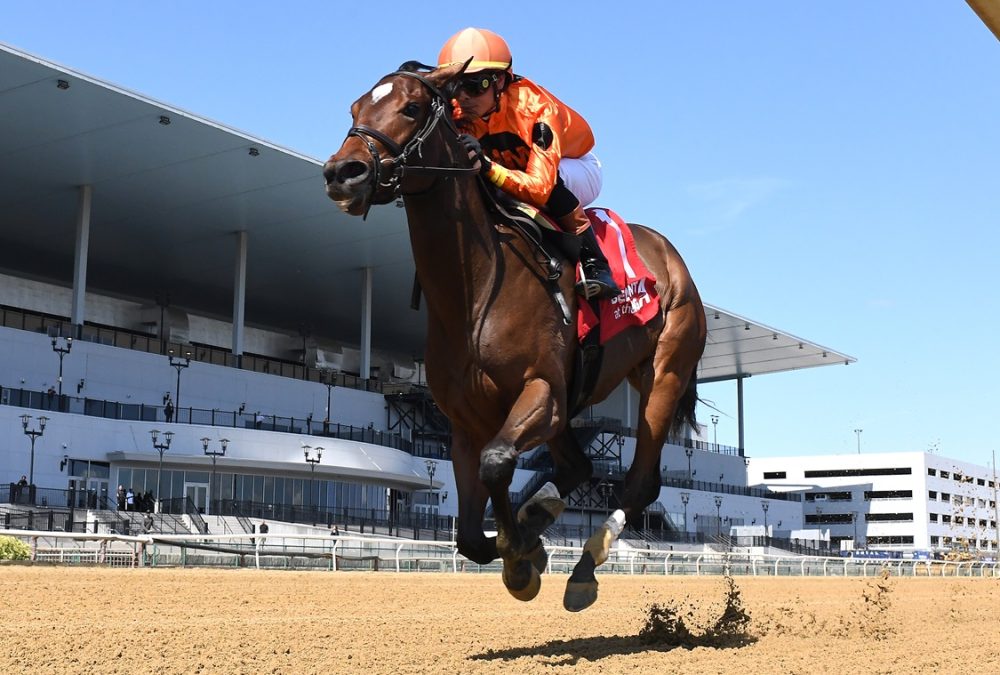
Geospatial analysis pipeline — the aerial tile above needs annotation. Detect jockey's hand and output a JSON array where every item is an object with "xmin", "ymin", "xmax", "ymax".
[{"xmin": 458, "ymin": 134, "xmax": 491, "ymax": 174}]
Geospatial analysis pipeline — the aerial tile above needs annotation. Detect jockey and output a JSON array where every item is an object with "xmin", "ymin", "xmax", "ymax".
[{"xmin": 438, "ymin": 27, "xmax": 620, "ymax": 300}]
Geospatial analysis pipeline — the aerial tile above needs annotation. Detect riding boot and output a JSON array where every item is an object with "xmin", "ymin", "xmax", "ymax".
[{"xmin": 555, "ymin": 206, "xmax": 620, "ymax": 300}]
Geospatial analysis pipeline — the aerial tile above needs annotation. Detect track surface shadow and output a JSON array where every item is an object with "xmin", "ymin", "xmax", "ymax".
[{"xmin": 470, "ymin": 632, "xmax": 757, "ymax": 665}]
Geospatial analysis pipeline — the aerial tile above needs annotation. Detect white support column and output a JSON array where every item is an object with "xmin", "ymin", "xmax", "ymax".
[
  {"xmin": 232, "ymin": 231, "xmax": 248, "ymax": 363},
  {"xmin": 70, "ymin": 185, "xmax": 92, "ymax": 333},
  {"xmin": 360, "ymin": 266, "xmax": 373, "ymax": 380},
  {"xmin": 737, "ymin": 376, "xmax": 745, "ymax": 452}
]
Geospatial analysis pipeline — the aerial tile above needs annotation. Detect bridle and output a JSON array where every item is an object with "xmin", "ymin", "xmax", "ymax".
[{"xmin": 346, "ymin": 69, "xmax": 479, "ymax": 218}]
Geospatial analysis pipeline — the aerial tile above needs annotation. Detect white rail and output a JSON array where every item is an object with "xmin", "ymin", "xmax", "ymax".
[{"xmin": 3, "ymin": 529, "xmax": 998, "ymax": 578}]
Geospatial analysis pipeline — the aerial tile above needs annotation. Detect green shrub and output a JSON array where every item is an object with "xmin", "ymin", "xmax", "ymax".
[{"xmin": 0, "ymin": 535, "xmax": 30, "ymax": 561}]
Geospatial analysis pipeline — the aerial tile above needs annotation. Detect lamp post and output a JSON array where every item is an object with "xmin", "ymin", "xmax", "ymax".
[
  {"xmin": 201, "ymin": 437, "xmax": 229, "ymax": 515},
  {"xmin": 680, "ymin": 491, "xmax": 690, "ymax": 533},
  {"xmin": 599, "ymin": 481, "xmax": 614, "ymax": 516},
  {"xmin": 851, "ymin": 511, "xmax": 858, "ymax": 547},
  {"xmin": 714, "ymin": 495, "xmax": 723, "ymax": 537},
  {"xmin": 761, "ymin": 499, "xmax": 770, "ymax": 534},
  {"xmin": 150, "ymin": 429, "xmax": 174, "ymax": 513},
  {"xmin": 303, "ymin": 445, "xmax": 322, "ymax": 509},
  {"xmin": 320, "ymin": 369, "xmax": 335, "ymax": 434},
  {"xmin": 854, "ymin": 428, "xmax": 863, "ymax": 454},
  {"xmin": 424, "ymin": 459, "xmax": 438, "ymax": 517},
  {"xmin": 20, "ymin": 414, "xmax": 48, "ymax": 486},
  {"xmin": 685, "ymin": 447, "xmax": 694, "ymax": 483},
  {"xmin": 168, "ymin": 350, "xmax": 191, "ymax": 414},
  {"xmin": 51, "ymin": 337, "xmax": 73, "ymax": 396},
  {"xmin": 710, "ymin": 414, "xmax": 719, "ymax": 447}
]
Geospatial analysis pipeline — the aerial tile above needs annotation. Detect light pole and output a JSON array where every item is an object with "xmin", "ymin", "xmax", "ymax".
[
  {"xmin": 680, "ymin": 492, "xmax": 690, "ymax": 533},
  {"xmin": 424, "ymin": 459, "xmax": 438, "ymax": 516},
  {"xmin": 201, "ymin": 437, "xmax": 228, "ymax": 515},
  {"xmin": 714, "ymin": 495, "xmax": 723, "ymax": 537},
  {"xmin": 303, "ymin": 445, "xmax": 322, "ymax": 509},
  {"xmin": 710, "ymin": 414, "xmax": 719, "ymax": 447},
  {"xmin": 685, "ymin": 447, "xmax": 694, "ymax": 483},
  {"xmin": 51, "ymin": 337, "xmax": 73, "ymax": 396},
  {"xmin": 761, "ymin": 499, "xmax": 770, "ymax": 534},
  {"xmin": 320, "ymin": 369, "xmax": 335, "ymax": 434},
  {"xmin": 851, "ymin": 511, "xmax": 858, "ymax": 548},
  {"xmin": 150, "ymin": 429, "xmax": 174, "ymax": 513},
  {"xmin": 599, "ymin": 481, "xmax": 614, "ymax": 516},
  {"xmin": 854, "ymin": 428, "xmax": 863, "ymax": 454},
  {"xmin": 168, "ymin": 350, "xmax": 191, "ymax": 414},
  {"xmin": 20, "ymin": 414, "xmax": 48, "ymax": 486}
]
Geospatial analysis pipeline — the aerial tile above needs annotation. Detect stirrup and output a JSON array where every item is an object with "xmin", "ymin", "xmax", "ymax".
[{"xmin": 575, "ymin": 264, "xmax": 620, "ymax": 300}]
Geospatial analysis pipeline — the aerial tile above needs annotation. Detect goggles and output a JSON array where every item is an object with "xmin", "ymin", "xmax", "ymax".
[{"xmin": 457, "ymin": 73, "xmax": 497, "ymax": 97}]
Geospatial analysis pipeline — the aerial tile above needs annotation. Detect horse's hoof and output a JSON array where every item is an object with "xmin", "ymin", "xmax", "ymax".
[
  {"xmin": 563, "ymin": 579, "xmax": 599, "ymax": 612},
  {"xmin": 524, "ymin": 540, "xmax": 549, "ymax": 574},
  {"xmin": 503, "ymin": 559, "xmax": 541, "ymax": 602}
]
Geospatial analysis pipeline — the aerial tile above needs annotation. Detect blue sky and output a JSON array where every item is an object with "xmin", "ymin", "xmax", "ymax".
[{"xmin": 3, "ymin": 2, "xmax": 999, "ymax": 467}]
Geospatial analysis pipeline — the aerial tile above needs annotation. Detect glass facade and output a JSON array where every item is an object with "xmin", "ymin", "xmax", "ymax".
[{"xmin": 115, "ymin": 466, "xmax": 387, "ymax": 511}]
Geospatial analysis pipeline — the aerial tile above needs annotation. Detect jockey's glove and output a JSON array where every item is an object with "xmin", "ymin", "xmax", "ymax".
[{"xmin": 458, "ymin": 134, "xmax": 491, "ymax": 174}]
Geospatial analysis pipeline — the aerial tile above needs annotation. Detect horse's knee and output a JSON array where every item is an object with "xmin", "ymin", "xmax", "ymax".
[
  {"xmin": 457, "ymin": 531, "xmax": 498, "ymax": 565},
  {"xmin": 479, "ymin": 442, "xmax": 516, "ymax": 488}
]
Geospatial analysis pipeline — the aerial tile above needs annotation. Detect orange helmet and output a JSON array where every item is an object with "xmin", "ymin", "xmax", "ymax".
[{"xmin": 438, "ymin": 28, "xmax": 512, "ymax": 74}]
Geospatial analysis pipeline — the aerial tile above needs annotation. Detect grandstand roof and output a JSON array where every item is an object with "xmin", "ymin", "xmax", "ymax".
[{"xmin": 0, "ymin": 42, "xmax": 854, "ymax": 382}]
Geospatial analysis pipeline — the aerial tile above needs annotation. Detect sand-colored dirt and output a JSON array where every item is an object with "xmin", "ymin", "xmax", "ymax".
[{"xmin": 1, "ymin": 566, "xmax": 999, "ymax": 674}]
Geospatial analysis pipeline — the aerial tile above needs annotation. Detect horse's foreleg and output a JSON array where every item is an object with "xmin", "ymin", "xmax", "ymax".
[
  {"xmin": 451, "ymin": 428, "xmax": 497, "ymax": 564},
  {"xmin": 516, "ymin": 431, "xmax": 592, "ymax": 558},
  {"xmin": 480, "ymin": 377, "xmax": 564, "ymax": 602}
]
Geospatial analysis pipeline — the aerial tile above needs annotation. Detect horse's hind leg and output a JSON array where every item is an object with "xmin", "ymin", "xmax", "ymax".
[{"xmin": 564, "ymin": 306, "xmax": 703, "ymax": 612}]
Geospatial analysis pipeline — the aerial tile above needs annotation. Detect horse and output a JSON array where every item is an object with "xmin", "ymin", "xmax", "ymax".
[{"xmin": 323, "ymin": 62, "xmax": 706, "ymax": 612}]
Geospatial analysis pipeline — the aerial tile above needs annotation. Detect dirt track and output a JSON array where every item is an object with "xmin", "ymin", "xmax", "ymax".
[{"xmin": 1, "ymin": 566, "xmax": 999, "ymax": 674}]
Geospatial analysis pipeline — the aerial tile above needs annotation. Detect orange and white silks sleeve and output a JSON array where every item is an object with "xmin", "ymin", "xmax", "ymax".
[{"xmin": 481, "ymin": 78, "xmax": 595, "ymax": 209}]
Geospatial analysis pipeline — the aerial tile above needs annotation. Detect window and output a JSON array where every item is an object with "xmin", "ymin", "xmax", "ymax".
[
  {"xmin": 929, "ymin": 513, "xmax": 938, "ymax": 522},
  {"xmin": 928, "ymin": 491, "xmax": 937, "ymax": 500},
  {"xmin": 806, "ymin": 491, "xmax": 852, "ymax": 501},
  {"xmin": 804, "ymin": 467, "xmax": 912, "ymax": 478},
  {"xmin": 864, "ymin": 490, "xmax": 913, "ymax": 500},
  {"xmin": 977, "ymin": 478, "xmax": 985, "ymax": 486},
  {"xmin": 865, "ymin": 512, "xmax": 914, "ymax": 522},
  {"xmin": 940, "ymin": 471, "xmax": 950, "ymax": 479},
  {"xmin": 928, "ymin": 468, "xmax": 937, "ymax": 477},
  {"xmin": 941, "ymin": 492, "xmax": 951, "ymax": 501},
  {"xmin": 866, "ymin": 535, "xmax": 914, "ymax": 545},
  {"xmin": 930, "ymin": 536, "xmax": 939, "ymax": 546},
  {"xmin": 763, "ymin": 471, "xmax": 786, "ymax": 479}
]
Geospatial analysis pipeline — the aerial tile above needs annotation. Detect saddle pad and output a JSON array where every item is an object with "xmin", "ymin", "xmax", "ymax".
[{"xmin": 577, "ymin": 208, "xmax": 660, "ymax": 344}]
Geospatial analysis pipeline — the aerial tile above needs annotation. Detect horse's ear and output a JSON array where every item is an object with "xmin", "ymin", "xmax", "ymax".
[
  {"xmin": 397, "ymin": 60, "xmax": 436, "ymax": 73},
  {"xmin": 427, "ymin": 58, "xmax": 470, "ymax": 95}
]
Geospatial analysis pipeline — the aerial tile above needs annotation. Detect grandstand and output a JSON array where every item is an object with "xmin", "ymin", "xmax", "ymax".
[{"xmin": 2, "ymin": 40, "xmax": 859, "ymax": 563}]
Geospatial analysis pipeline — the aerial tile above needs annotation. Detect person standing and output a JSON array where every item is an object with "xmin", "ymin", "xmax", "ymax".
[
  {"xmin": 125, "ymin": 487, "xmax": 135, "ymax": 512},
  {"xmin": 164, "ymin": 398, "xmax": 174, "ymax": 423}
]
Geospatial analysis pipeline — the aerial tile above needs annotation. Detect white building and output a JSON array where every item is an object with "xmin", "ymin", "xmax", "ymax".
[{"xmin": 750, "ymin": 452, "xmax": 1000, "ymax": 554}]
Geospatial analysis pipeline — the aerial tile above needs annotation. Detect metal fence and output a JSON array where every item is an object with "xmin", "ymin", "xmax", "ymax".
[{"xmin": 5, "ymin": 529, "xmax": 999, "ymax": 578}]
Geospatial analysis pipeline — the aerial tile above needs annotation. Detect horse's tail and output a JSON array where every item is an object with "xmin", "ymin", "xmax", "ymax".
[{"xmin": 672, "ymin": 366, "xmax": 699, "ymax": 434}]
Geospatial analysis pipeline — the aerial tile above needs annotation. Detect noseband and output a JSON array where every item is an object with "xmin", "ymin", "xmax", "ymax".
[{"xmin": 346, "ymin": 70, "xmax": 478, "ymax": 217}]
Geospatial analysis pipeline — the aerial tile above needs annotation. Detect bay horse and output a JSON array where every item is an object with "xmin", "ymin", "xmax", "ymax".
[{"xmin": 323, "ymin": 62, "xmax": 706, "ymax": 611}]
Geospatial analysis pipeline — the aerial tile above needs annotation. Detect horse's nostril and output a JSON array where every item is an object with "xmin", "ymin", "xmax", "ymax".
[{"xmin": 336, "ymin": 160, "xmax": 369, "ymax": 184}]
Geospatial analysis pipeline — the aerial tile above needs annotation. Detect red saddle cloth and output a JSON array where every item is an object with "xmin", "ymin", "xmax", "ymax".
[{"xmin": 577, "ymin": 208, "xmax": 660, "ymax": 344}]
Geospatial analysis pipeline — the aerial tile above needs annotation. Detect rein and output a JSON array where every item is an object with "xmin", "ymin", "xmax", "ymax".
[{"xmin": 347, "ymin": 70, "xmax": 478, "ymax": 217}]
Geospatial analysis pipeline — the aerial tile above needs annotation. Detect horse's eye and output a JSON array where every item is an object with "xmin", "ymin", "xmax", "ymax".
[{"xmin": 402, "ymin": 102, "xmax": 420, "ymax": 119}]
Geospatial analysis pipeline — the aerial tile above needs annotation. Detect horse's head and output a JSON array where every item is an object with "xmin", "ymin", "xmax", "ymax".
[{"xmin": 323, "ymin": 62, "xmax": 468, "ymax": 217}]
